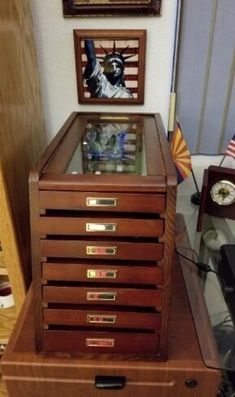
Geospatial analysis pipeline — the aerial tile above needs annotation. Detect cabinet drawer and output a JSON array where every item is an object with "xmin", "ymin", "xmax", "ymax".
[
  {"xmin": 39, "ymin": 217, "xmax": 164, "ymax": 238},
  {"xmin": 43, "ymin": 330, "xmax": 160, "ymax": 354},
  {"xmin": 43, "ymin": 308, "xmax": 161, "ymax": 330},
  {"xmin": 39, "ymin": 191, "xmax": 166, "ymax": 213},
  {"xmin": 41, "ymin": 240, "xmax": 164, "ymax": 261},
  {"xmin": 43, "ymin": 286, "xmax": 162, "ymax": 308},
  {"xmin": 42, "ymin": 262, "xmax": 164, "ymax": 285}
]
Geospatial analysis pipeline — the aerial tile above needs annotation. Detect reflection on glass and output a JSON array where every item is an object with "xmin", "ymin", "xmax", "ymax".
[
  {"xmin": 66, "ymin": 120, "xmax": 146, "ymax": 175},
  {"xmin": 180, "ymin": 210, "xmax": 235, "ymax": 371},
  {"xmin": 197, "ymin": 219, "xmax": 235, "ymax": 370}
]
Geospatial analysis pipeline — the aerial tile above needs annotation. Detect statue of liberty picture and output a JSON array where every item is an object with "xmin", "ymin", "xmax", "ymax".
[{"xmin": 74, "ymin": 29, "xmax": 146, "ymax": 104}]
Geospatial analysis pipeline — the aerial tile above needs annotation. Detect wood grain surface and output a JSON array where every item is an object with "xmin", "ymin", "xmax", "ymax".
[
  {"xmin": 0, "ymin": 376, "xmax": 7, "ymax": 397},
  {"xmin": 0, "ymin": 0, "xmax": 47, "ymax": 300},
  {"xmin": 0, "ymin": 0, "xmax": 47, "ymax": 356}
]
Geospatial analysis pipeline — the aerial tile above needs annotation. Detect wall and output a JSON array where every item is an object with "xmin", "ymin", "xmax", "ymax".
[
  {"xmin": 176, "ymin": 0, "xmax": 235, "ymax": 154},
  {"xmin": 31, "ymin": 0, "xmax": 177, "ymax": 140}
]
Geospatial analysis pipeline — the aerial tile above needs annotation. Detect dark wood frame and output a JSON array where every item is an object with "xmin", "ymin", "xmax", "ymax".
[
  {"xmin": 63, "ymin": 0, "xmax": 161, "ymax": 17},
  {"xmin": 197, "ymin": 166, "xmax": 235, "ymax": 231},
  {"xmin": 73, "ymin": 29, "xmax": 146, "ymax": 105}
]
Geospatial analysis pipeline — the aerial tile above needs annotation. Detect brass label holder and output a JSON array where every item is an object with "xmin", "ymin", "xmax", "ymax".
[
  {"xmin": 86, "ymin": 223, "xmax": 117, "ymax": 232},
  {"xmin": 86, "ymin": 197, "xmax": 117, "ymax": 207},
  {"xmin": 87, "ymin": 314, "xmax": 117, "ymax": 324},
  {"xmin": 87, "ymin": 269, "xmax": 117, "ymax": 279},
  {"xmin": 86, "ymin": 246, "xmax": 117, "ymax": 255},
  {"xmin": 86, "ymin": 338, "xmax": 115, "ymax": 348},
  {"xmin": 87, "ymin": 291, "xmax": 117, "ymax": 301}
]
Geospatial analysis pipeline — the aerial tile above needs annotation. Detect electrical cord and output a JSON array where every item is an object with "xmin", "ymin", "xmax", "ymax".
[
  {"xmin": 176, "ymin": 247, "xmax": 235, "ymax": 376},
  {"xmin": 175, "ymin": 247, "xmax": 229, "ymax": 293},
  {"xmin": 175, "ymin": 246, "xmax": 199, "ymax": 260},
  {"xmin": 175, "ymin": 247, "xmax": 216, "ymax": 274}
]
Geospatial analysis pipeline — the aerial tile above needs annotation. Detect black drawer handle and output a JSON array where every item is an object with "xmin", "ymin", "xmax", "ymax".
[{"xmin": 95, "ymin": 375, "xmax": 126, "ymax": 390}]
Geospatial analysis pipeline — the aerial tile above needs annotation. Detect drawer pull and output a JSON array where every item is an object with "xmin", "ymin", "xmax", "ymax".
[
  {"xmin": 87, "ymin": 269, "xmax": 117, "ymax": 279},
  {"xmin": 87, "ymin": 314, "xmax": 117, "ymax": 324},
  {"xmin": 86, "ymin": 197, "xmax": 117, "ymax": 207},
  {"xmin": 86, "ymin": 246, "xmax": 117, "ymax": 256},
  {"xmin": 87, "ymin": 291, "xmax": 117, "ymax": 301},
  {"xmin": 86, "ymin": 223, "xmax": 117, "ymax": 232},
  {"xmin": 86, "ymin": 338, "xmax": 115, "ymax": 348},
  {"xmin": 95, "ymin": 375, "xmax": 126, "ymax": 390}
]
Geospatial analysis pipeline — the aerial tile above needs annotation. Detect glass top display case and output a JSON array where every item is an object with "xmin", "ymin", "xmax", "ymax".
[
  {"xmin": 29, "ymin": 112, "xmax": 177, "ymax": 359},
  {"xmin": 40, "ymin": 112, "xmax": 172, "ymax": 193}
]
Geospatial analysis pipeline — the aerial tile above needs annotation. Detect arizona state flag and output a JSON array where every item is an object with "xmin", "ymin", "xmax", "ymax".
[{"xmin": 170, "ymin": 122, "xmax": 192, "ymax": 184}]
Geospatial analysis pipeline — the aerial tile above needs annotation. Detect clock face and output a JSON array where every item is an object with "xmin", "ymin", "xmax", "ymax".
[
  {"xmin": 210, "ymin": 179, "xmax": 235, "ymax": 206},
  {"xmin": 197, "ymin": 166, "xmax": 235, "ymax": 232}
]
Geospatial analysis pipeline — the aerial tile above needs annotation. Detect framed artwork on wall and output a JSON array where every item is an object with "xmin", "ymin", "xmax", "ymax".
[
  {"xmin": 63, "ymin": 0, "xmax": 161, "ymax": 17},
  {"xmin": 73, "ymin": 29, "xmax": 146, "ymax": 105}
]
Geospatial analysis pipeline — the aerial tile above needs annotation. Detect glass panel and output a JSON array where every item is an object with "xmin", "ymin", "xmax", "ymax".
[
  {"xmin": 66, "ymin": 120, "xmax": 146, "ymax": 175},
  {"xmin": 198, "ymin": 218, "xmax": 235, "ymax": 372},
  {"xmin": 177, "ymin": 204, "xmax": 235, "ymax": 372}
]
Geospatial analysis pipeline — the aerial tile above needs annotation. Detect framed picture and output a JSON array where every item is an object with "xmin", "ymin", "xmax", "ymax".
[
  {"xmin": 73, "ymin": 29, "xmax": 146, "ymax": 105},
  {"xmin": 63, "ymin": 0, "xmax": 161, "ymax": 17}
]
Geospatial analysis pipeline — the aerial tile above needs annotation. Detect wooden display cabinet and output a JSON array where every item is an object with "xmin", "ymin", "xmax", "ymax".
[{"xmin": 29, "ymin": 112, "xmax": 177, "ymax": 359}]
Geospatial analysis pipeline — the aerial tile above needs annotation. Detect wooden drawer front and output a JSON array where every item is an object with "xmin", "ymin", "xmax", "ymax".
[
  {"xmin": 41, "ymin": 240, "xmax": 164, "ymax": 261},
  {"xmin": 43, "ymin": 286, "xmax": 162, "ymax": 308},
  {"xmin": 42, "ymin": 262, "xmax": 164, "ymax": 285},
  {"xmin": 39, "ymin": 217, "xmax": 164, "ymax": 238},
  {"xmin": 43, "ymin": 330, "xmax": 159, "ymax": 354},
  {"xmin": 43, "ymin": 309, "xmax": 161, "ymax": 330},
  {"xmin": 39, "ymin": 191, "xmax": 166, "ymax": 213}
]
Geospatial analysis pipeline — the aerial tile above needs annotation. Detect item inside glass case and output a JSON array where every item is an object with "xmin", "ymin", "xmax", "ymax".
[
  {"xmin": 82, "ymin": 122, "xmax": 142, "ymax": 174},
  {"xmin": 66, "ymin": 120, "xmax": 144, "ymax": 175}
]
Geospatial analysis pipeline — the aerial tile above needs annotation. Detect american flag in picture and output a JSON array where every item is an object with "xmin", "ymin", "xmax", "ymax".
[
  {"xmin": 225, "ymin": 134, "xmax": 235, "ymax": 158},
  {"xmin": 81, "ymin": 39, "xmax": 140, "ymax": 99}
]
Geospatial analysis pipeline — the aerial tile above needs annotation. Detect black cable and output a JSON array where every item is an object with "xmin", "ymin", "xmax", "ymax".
[
  {"xmin": 175, "ymin": 247, "xmax": 216, "ymax": 274},
  {"xmin": 175, "ymin": 247, "xmax": 229, "ymax": 292},
  {"xmin": 175, "ymin": 246, "xmax": 199, "ymax": 260},
  {"xmin": 175, "ymin": 248, "xmax": 198, "ymax": 266}
]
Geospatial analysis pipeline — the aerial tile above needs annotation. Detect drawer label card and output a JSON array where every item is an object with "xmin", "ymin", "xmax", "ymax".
[
  {"xmin": 86, "ymin": 338, "xmax": 115, "ymax": 348},
  {"xmin": 86, "ymin": 246, "xmax": 117, "ymax": 255},
  {"xmin": 87, "ymin": 314, "xmax": 117, "ymax": 324},
  {"xmin": 87, "ymin": 291, "xmax": 117, "ymax": 301},
  {"xmin": 87, "ymin": 269, "xmax": 117, "ymax": 279}
]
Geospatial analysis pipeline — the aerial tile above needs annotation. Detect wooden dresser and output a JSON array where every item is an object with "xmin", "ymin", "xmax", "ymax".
[
  {"xmin": 1, "ymin": 243, "xmax": 221, "ymax": 397},
  {"xmin": 29, "ymin": 112, "xmax": 177, "ymax": 359}
]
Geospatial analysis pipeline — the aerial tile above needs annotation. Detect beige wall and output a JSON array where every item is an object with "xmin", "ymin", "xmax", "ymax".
[{"xmin": 31, "ymin": 0, "xmax": 178, "ymax": 139}]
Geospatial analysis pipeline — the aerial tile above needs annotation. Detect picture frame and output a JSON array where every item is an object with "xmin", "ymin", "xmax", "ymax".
[
  {"xmin": 63, "ymin": 0, "xmax": 161, "ymax": 17},
  {"xmin": 73, "ymin": 29, "xmax": 146, "ymax": 105}
]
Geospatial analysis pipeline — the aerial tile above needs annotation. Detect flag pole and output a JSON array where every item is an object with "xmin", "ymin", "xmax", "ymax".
[
  {"xmin": 168, "ymin": 0, "xmax": 181, "ymax": 138},
  {"xmin": 190, "ymin": 169, "xmax": 201, "ymax": 205},
  {"xmin": 219, "ymin": 154, "xmax": 226, "ymax": 167}
]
